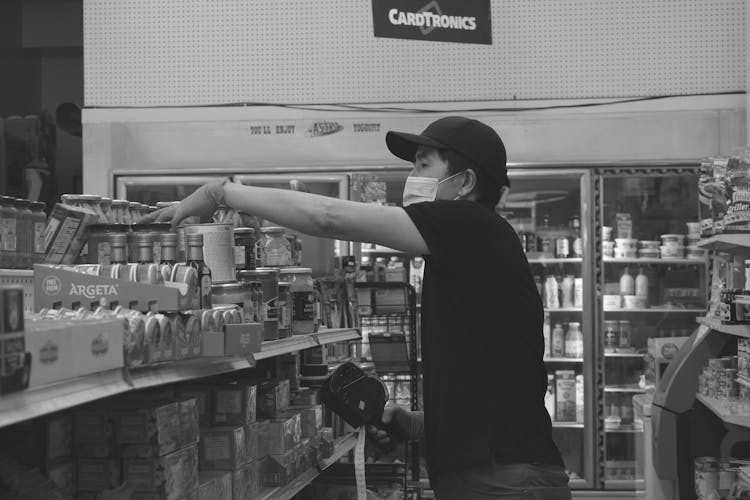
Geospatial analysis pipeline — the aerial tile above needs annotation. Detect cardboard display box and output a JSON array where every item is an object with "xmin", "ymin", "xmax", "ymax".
[
  {"xmin": 122, "ymin": 444, "xmax": 198, "ymax": 500},
  {"xmin": 199, "ymin": 426, "xmax": 247, "ymax": 471},
  {"xmin": 113, "ymin": 401, "xmax": 181, "ymax": 457},
  {"xmin": 197, "ymin": 471, "xmax": 232, "ymax": 500},
  {"xmin": 257, "ymin": 379, "xmax": 289, "ymax": 419},
  {"xmin": 211, "ymin": 382, "xmax": 257, "ymax": 426}
]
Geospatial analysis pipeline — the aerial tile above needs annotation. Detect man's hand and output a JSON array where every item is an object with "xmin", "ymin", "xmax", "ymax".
[
  {"xmin": 139, "ymin": 178, "xmax": 228, "ymax": 229},
  {"xmin": 366, "ymin": 405, "xmax": 421, "ymax": 448}
]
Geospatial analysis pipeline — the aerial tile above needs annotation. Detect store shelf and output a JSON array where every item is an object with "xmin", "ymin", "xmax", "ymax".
[
  {"xmin": 604, "ymin": 386, "xmax": 646, "ymax": 393},
  {"xmin": 696, "ymin": 316, "xmax": 750, "ymax": 338},
  {"xmin": 0, "ymin": 269, "xmax": 34, "ymax": 277},
  {"xmin": 604, "ymin": 352, "xmax": 646, "ymax": 358},
  {"xmin": 604, "ymin": 479, "xmax": 645, "ymax": 490},
  {"xmin": 546, "ymin": 308, "xmax": 583, "ymax": 313},
  {"xmin": 361, "ymin": 246, "xmax": 404, "ymax": 255},
  {"xmin": 257, "ymin": 433, "xmax": 358, "ymax": 500},
  {"xmin": 737, "ymin": 376, "xmax": 750, "ymax": 389},
  {"xmin": 696, "ymin": 393, "xmax": 750, "ymax": 428},
  {"xmin": 545, "ymin": 357, "xmax": 584, "ymax": 363},
  {"xmin": 604, "ymin": 308, "xmax": 706, "ymax": 314},
  {"xmin": 697, "ymin": 234, "xmax": 750, "ymax": 254},
  {"xmin": 605, "ymin": 427, "xmax": 644, "ymax": 433},
  {"xmin": 604, "ymin": 257, "xmax": 705, "ymax": 265},
  {"xmin": 0, "ymin": 368, "xmax": 130, "ymax": 429},
  {"xmin": 255, "ymin": 328, "xmax": 360, "ymax": 360},
  {"xmin": 552, "ymin": 422, "xmax": 584, "ymax": 428},
  {"xmin": 129, "ymin": 356, "xmax": 255, "ymax": 390},
  {"xmin": 527, "ymin": 257, "xmax": 583, "ymax": 264}
]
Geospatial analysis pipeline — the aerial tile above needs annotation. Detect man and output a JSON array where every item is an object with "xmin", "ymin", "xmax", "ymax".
[{"xmin": 142, "ymin": 116, "xmax": 571, "ymax": 499}]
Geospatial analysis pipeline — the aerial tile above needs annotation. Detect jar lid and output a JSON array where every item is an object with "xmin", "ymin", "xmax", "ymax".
[
  {"xmin": 278, "ymin": 281, "xmax": 291, "ymax": 288},
  {"xmin": 260, "ymin": 226, "xmax": 285, "ymax": 234},
  {"xmin": 279, "ymin": 267, "xmax": 312, "ymax": 275},
  {"xmin": 88, "ymin": 223, "xmax": 130, "ymax": 232},
  {"xmin": 109, "ymin": 233, "xmax": 128, "ymax": 245},
  {"xmin": 30, "ymin": 201, "xmax": 46, "ymax": 211},
  {"xmin": 568, "ymin": 322, "xmax": 580, "ymax": 327},
  {"xmin": 13, "ymin": 199, "xmax": 31, "ymax": 208},
  {"xmin": 148, "ymin": 222, "xmax": 171, "ymax": 232},
  {"xmin": 112, "ymin": 199, "xmax": 130, "ymax": 206},
  {"xmin": 619, "ymin": 320, "xmax": 631, "ymax": 324},
  {"xmin": 186, "ymin": 234, "xmax": 204, "ymax": 245},
  {"xmin": 234, "ymin": 227, "xmax": 256, "ymax": 235},
  {"xmin": 100, "ymin": 197, "xmax": 112, "ymax": 204},
  {"xmin": 134, "ymin": 232, "xmax": 154, "ymax": 244},
  {"xmin": 131, "ymin": 223, "xmax": 154, "ymax": 232},
  {"xmin": 75, "ymin": 194, "xmax": 102, "ymax": 202},
  {"xmin": 212, "ymin": 283, "xmax": 244, "ymax": 293},
  {"xmin": 160, "ymin": 233, "xmax": 178, "ymax": 245},
  {"xmin": 239, "ymin": 268, "xmax": 279, "ymax": 278}
]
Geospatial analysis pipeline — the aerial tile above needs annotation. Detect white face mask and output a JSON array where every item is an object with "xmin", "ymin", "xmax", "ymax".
[{"xmin": 402, "ymin": 172, "xmax": 464, "ymax": 207}]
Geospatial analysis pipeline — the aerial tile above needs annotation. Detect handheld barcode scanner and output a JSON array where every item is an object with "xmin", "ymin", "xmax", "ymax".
[{"xmin": 319, "ymin": 362, "xmax": 408, "ymax": 449}]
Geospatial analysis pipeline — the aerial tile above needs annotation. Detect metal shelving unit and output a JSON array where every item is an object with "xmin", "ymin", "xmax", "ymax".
[
  {"xmin": 603, "ymin": 258, "xmax": 705, "ymax": 265},
  {"xmin": 696, "ymin": 316, "xmax": 750, "ymax": 339},
  {"xmin": 545, "ymin": 357, "xmax": 584, "ymax": 363},
  {"xmin": 695, "ymin": 394, "xmax": 750, "ymax": 428}
]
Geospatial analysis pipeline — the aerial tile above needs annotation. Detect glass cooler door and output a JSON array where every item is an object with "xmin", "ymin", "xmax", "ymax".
[
  {"xmin": 598, "ymin": 169, "xmax": 707, "ymax": 491},
  {"xmin": 116, "ymin": 175, "xmax": 226, "ymax": 205},
  {"xmin": 501, "ymin": 169, "xmax": 595, "ymax": 489}
]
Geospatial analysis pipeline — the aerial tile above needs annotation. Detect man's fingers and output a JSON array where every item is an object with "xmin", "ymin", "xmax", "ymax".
[{"xmin": 154, "ymin": 207, "xmax": 174, "ymax": 223}]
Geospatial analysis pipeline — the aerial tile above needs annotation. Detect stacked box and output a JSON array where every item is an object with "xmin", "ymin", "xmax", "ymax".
[
  {"xmin": 256, "ymin": 420, "xmax": 270, "ymax": 459},
  {"xmin": 199, "ymin": 426, "xmax": 247, "ymax": 471},
  {"xmin": 261, "ymin": 452, "xmax": 295, "ymax": 487},
  {"xmin": 245, "ymin": 422, "xmax": 261, "ymax": 463},
  {"xmin": 75, "ymin": 442, "xmax": 115, "ymax": 458},
  {"xmin": 231, "ymin": 460, "xmax": 259, "ymax": 500},
  {"xmin": 197, "ymin": 471, "xmax": 232, "ymax": 500},
  {"xmin": 46, "ymin": 460, "xmax": 75, "ymax": 498},
  {"xmin": 178, "ymin": 385, "xmax": 212, "ymax": 425},
  {"xmin": 739, "ymin": 339, "xmax": 750, "ymax": 378},
  {"xmin": 121, "ymin": 444, "xmax": 198, "ymax": 500},
  {"xmin": 178, "ymin": 398, "xmax": 200, "ymax": 447},
  {"xmin": 114, "ymin": 401, "xmax": 181, "ymax": 457},
  {"xmin": 261, "ymin": 413, "xmax": 301, "ymax": 456},
  {"xmin": 291, "ymin": 388, "xmax": 319, "ymax": 406},
  {"xmin": 274, "ymin": 354, "xmax": 301, "ymax": 391},
  {"xmin": 319, "ymin": 428, "xmax": 335, "ymax": 459},
  {"xmin": 285, "ymin": 405, "xmax": 323, "ymax": 439},
  {"xmin": 74, "ymin": 409, "xmax": 113, "ymax": 444},
  {"xmin": 257, "ymin": 380, "xmax": 290, "ymax": 418},
  {"xmin": 211, "ymin": 382, "xmax": 257, "ymax": 426},
  {"xmin": 76, "ymin": 458, "xmax": 121, "ymax": 494}
]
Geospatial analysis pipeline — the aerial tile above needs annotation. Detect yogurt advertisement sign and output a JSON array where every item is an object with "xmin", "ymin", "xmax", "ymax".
[{"xmin": 372, "ymin": 0, "xmax": 492, "ymax": 45}]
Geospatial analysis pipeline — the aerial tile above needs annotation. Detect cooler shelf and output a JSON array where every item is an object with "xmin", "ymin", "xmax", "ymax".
[
  {"xmin": 527, "ymin": 258, "xmax": 583, "ymax": 264},
  {"xmin": 604, "ymin": 257, "xmax": 705, "ymax": 265},
  {"xmin": 544, "ymin": 357, "xmax": 584, "ymax": 363},
  {"xmin": 696, "ymin": 316, "xmax": 750, "ymax": 339},
  {"xmin": 697, "ymin": 234, "xmax": 750, "ymax": 254},
  {"xmin": 696, "ymin": 393, "xmax": 750, "ymax": 428}
]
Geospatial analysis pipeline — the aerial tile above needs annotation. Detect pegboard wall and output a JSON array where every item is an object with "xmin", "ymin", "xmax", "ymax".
[{"xmin": 84, "ymin": 0, "xmax": 745, "ymax": 106}]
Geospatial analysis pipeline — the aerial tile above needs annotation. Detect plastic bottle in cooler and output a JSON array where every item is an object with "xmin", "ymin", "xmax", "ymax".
[
  {"xmin": 574, "ymin": 277, "xmax": 583, "ymax": 308},
  {"xmin": 619, "ymin": 266, "xmax": 635, "ymax": 296},
  {"xmin": 561, "ymin": 275, "xmax": 574, "ymax": 309},
  {"xmin": 565, "ymin": 322, "xmax": 583, "ymax": 358},
  {"xmin": 544, "ymin": 275, "xmax": 559, "ymax": 309},
  {"xmin": 576, "ymin": 375, "xmax": 584, "ymax": 423},
  {"xmin": 635, "ymin": 267, "xmax": 648, "ymax": 304},
  {"xmin": 551, "ymin": 323, "xmax": 565, "ymax": 358},
  {"xmin": 570, "ymin": 215, "xmax": 583, "ymax": 258},
  {"xmin": 543, "ymin": 312, "xmax": 551, "ymax": 358}
]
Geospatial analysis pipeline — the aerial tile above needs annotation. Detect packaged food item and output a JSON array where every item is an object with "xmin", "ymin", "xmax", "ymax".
[
  {"xmin": 279, "ymin": 267, "xmax": 315, "ymax": 335},
  {"xmin": 564, "ymin": 322, "xmax": 583, "ymax": 358},
  {"xmin": 604, "ymin": 321, "xmax": 619, "ymax": 351},
  {"xmin": 285, "ymin": 405, "xmax": 323, "ymax": 438},
  {"xmin": 233, "ymin": 460, "xmax": 260, "ymax": 500},
  {"xmin": 198, "ymin": 426, "xmax": 247, "ymax": 470},
  {"xmin": 212, "ymin": 283, "xmax": 245, "ymax": 314},
  {"xmin": 121, "ymin": 444, "xmax": 198, "ymax": 499},
  {"xmin": 639, "ymin": 240, "xmax": 660, "ymax": 250},
  {"xmin": 544, "ymin": 275, "xmax": 559, "ymax": 310},
  {"xmin": 260, "ymin": 226, "xmax": 293, "ymax": 267},
  {"xmin": 695, "ymin": 457, "xmax": 719, "ymax": 500},
  {"xmin": 575, "ymin": 375, "xmax": 584, "ymax": 424},
  {"xmin": 111, "ymin": 199, "xmax": 131, "ymax": 224},
  {"xmin": 660, "ymin": 245, "xmax": 685, "ymax": 259},
  {"xmin": 699, "ymin": 158, "xmax": 715, "ymax": 237},
  {"xmin": 615, "ymin": 213, "xmax": 632, "ymax": 239},
  {"xmin": 198, "ymin": 471, "xmax": 232, "ymax": 500},
  {"xmin": 258, "ymin": 379, "xmax": 290, "ymax": 419},
  {"xmin": 724, "ymin": 150, "xmax": 750, "ymax": 232},
  {"xmin": 178, "ymin": 397, "xmax": 200, "ymax": 447},
  {"xmin": 712, "ymin": 157, "xmax": 730, "ymax": 234},
  {"xmin": 75, "ymin": 458, "xmax": 120, "ymax": 493},
  {"xmin": 277, "ymin": 282, "xmax": 292, "ymax": 338},
  {"xmin": 261, "ymin": 413, "xmax": 302, "ymax": 455},
  {"xmin": 245, "ymin": 422, "xmax": 261, "ymax": 462},
  {"xmin": 261, "ymin": 451, "xmax": 294, "ymax": 487},
  {"xmin": 0, "ymin": 196, "xmax": 18, "ymax": 268},
  {"xmin": 184, "ymin": 223, "xmax": 234, "ymax": 284},
  {"xmin": 555, "ymin": 371, "xmax": 576, "ymax": 422},
  {"xmin": 660, "ymin": 234, "xmax": 686, "ymax": 246},
  {"xmin": 74, "ymin": 409, "xmax": 112, "ymax": 444},
  {"xmin": 211, "ymin": 382, "xmax": 257, "ymax": 426},
  {"xmin": 551, "ymin": 323, "xmax": 564, "ymax": 358},
  {"xmin": 238, "ymin": 268, "xmax": 279, "ymax": 340},
  {"xmin": 44, "ymin": 203, "xmax": 99, "ymax": 265},
  {"xmin": 686, "ymin": 246, "xmax": 707, "ymax": 260},
  {"xmin": 234, "ymin": 227, "xmax": 257, "ymax": 271},
  {"xmin": 113, "ymin": 401, "xmax": 181, "ymax": 457},
  {"xmin": 185, "ymin": 234, "xmax": 213, "ymax": 308},
  {"xmin": 177, "ymin": 385, "xmax": 212, "ymax": 425}
]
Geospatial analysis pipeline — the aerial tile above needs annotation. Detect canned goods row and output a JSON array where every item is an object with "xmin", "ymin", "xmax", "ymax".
[
  {"xmin": 699, "ymin": 356, "xmax": 740, "ymax": 400},
  {"xmin": 0, "ymin": 196, "xmax": 47, "ymax": 269},
  {"xmin": 603, "ymin": 320, "xmax": 631, "ymax": 350}
]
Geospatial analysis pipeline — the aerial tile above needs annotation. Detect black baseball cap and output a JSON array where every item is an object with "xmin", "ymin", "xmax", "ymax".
[{"xmin": 386, "ymin": 116, "xmax": 509, "ymax": 188}]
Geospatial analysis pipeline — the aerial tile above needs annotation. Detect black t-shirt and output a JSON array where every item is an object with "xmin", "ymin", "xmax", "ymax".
[{"xmin": 403, "ymin": 200, "xmax": 564, "ymax": 480}]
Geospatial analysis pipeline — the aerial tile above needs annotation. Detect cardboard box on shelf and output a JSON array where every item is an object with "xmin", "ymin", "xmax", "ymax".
[
  {"xmin": 224, "ymin": 323, "xmax": 263, "ymax": 357},
  {"xmin": 285, "ymin": 405, "xmax": 323, "ymax": 439},
  {"xmin": 198, "ymin": 426, "xmax": 247, "ymax": 471},
  {"xmin": 44, "ymin": 203, "xmax": 99, "ymax": 265},
  {"xmin": 178, "ymin": 385, "xmax": 212, "ymax": 425},
  {"xmin": 201, "ymin": 331, "xmax": 225, "ymax": 357},
  {"xmin": 261, "ymin": 451, "xmax": 295, "ymax": 488},
  {"xmin": 291, "ymin": 388, "xmax": 319, "ymax": 406},
  {"xmin": 245, "ymin": 422, "xmax": 260, "ymax": 463},
  {"xmin": 25, "ymin": 321, "xmax": 73, "ymax": 387},
  {"xmin": 647, "ymin": 336, "xmax": 690, "ymax": 360},
  {"xmin": 256, "ymin": 420, "xmax": 270, "ymax": 458},
  {"xmin": 231, "ymin": 460, "xmax": 259, "ymax": 500},
  {"xmin": 261, "ymin": 413, "xmax": 301, "ymax": 456},
  {"xmin": 113, "ymin": 401, "xmax": 181, "ymax": 457},
  {"xmin": 75, "ymin": 442, "xmax": 114, "ymax": 458},
  {"xmin": 178, "ymin": 397, "xmax": 200, "ymax": 447},
  {"xmin": 75, "ymin": 458, "xmax": 120, "ymax": 493},
  {"xmin": 121, "ymin": 444, "xmax": 198, "ymax": 499},
  {"xmin": 555, "ymin": 370, "xmax": 576, "ymax": 422},
  {"xmin": 74, "ymin": 409, "xmax": 112, "ymax": 444},
  {"xmin": 69, "ymin": 317, "xmax": 125, "ymax": 378},
  {"xmin": 211, "ymin": 382, "xmax": 257, "ymax": 426},
  {"xmin": 197, "ymin": 471, "xmax": 232, "ymax": 500},
  {"xmin": 257, "ymin": 379, "xmax": 290, "ymax": 419}
]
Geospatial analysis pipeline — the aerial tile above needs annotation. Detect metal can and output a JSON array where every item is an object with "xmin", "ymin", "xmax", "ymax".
[
  {"xmin": 234, "ymin": 227, "xmax": 257, "ymax": 270},
  {"xmin": 279, "ymin": 267, "xmax": 316, "ymax": 335},
  {"xmin": 183, "ymin": 223, "xmax": 236, "ymax": 283},
  {"xmin": 618, "ymin": 320, "xmax": 631, "ymax": 348},
  {"xmin": 604, "ymin": 321, "xmax": 619, "ymax": 350},
  {"xmin": 238, "ymin": 268, "xmax": 279, "ymax": 341},
  {"xmin": 153, "ymin": 313, "xmax": 174, "ymax": 362},
  {"xmin": 717, "ymin": 369, "xmax": 738, "ymax": 400},
  {"xmin": 695, "ymin": 457, "xmax": 719, "ymax": 499}
]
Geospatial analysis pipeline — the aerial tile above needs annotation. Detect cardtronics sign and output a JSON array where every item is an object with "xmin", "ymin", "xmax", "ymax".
[{"xmin": 372, "ymin": 0, "xmax": 491, "ymax": 45}]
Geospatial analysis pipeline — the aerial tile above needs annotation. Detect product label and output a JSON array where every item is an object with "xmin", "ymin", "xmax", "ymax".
[
  {"xmin": 47, "ymin": 217, "xmax": 80, "ymax": 258},
  {"xmin": 265, "ymin": 297, "xmax": 278, "ymax": 320},
  {"xmin": 5, "ymin": 218, "xmax": 16, "ymax": 252},
  {"xmin": 573, "ymin": 237, "xmax": 583, "ymax": 257},
  {"xmin": 263, "ymin": 247, "xmax": 291, "ymax": 267},
  {"xmin": 725, "ymin": 187, "xmax": 750, "ymax": 230},
  {"xmin": 279, "ymin": 299, "xmax": 291, "ymax": 329},
  {"xmin": 153, "ymin": 241, "xmax": 161, "ymax": 264},
  {"xmin": 234, "ymin": 245, "xmax": 246, "ymax": 266},
  {"xmin": 203, "ymin": 435, "xmax": 231, "ymax": 461},
  {"xmin": 615, "ymin": 213, "xmax": 632, "ymax": 239},
  {"xmin": 292, "ymin": 291, "xmax": 315, "ymax": 321},
  {"xmin": 98, "ymin": 242, "xmax": 111, "ymax": 265},
  {"xmin": 200, "ymin": 275, "xmax": 212, "ymax": 308},
  {"xmin": 555, "ymin": 238, "xmax": 569, "ymax": 258}
]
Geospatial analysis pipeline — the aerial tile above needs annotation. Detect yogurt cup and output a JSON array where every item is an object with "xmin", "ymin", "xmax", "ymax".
[
  {"xmin": 686, "ymin": 222, "xmax": 701, "ymax": 236},
  {"xmin": 614, "ymin": 247, "xmax": 638, "ymax": 259},
  {"xmin": 686, "ymin": 246, "xmax": 707, "ymax": 260},
  {"xmin": 603, "ymin": 295, "xmax": 621, "ymax": 310},
  {"xmin": 638, "ymin": 240, "xmax": 661, "ymax": 250},
  {"xmin": 602, "ymin": 226, "xmax": 613, "ymax": 241},
  {"xmin": 602, "ymin": 241, "xmax": 615, "ymax": 257},
  {"xmin": 638, "ymin": 249, "xmax": 661, "ymax": 259},
  {"xmin": 660, "ymin": 234, "xmax": 686, "ymax": 246},
  {"xmin": 660, "ymin": 245, "xmax": 685, "ymax": 259},
  {"xmin": 623, "ymin": 295, "xmax": 647, "ymax": 309},
  {"xmin": 686, "ymin": 235, "xmax": 701, "ymax": 246},
  {"xmin": 615, "ymin": 238, "xmax": 639, "ymax": 250}
]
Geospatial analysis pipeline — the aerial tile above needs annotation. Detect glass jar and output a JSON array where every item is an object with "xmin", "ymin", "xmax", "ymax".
[
  {"xmin": 128, "ymin": 223, "xmax": 170, "ymax": 263},
  {"xmin": 99, "ymin": 197, "xmax": 113, "ymax": 224},
  {"xmin": 278, "ymin": 282, "xmax": 292, "ymax": 338},
  {"xmin": 30, "ymin": 201, "xmax": 46, "ymax": 265},
  {"xmin": 87, "ymin": 224, "xmax": 130, "ymax": 265},
  {"xmin": 0, "ymin": 196, "xmax": 18, "ymax": 268},
  {"xmin": 68, "ymin": 195, "xmax": 105, "ymax": 220},
  {"xmin": 234, "ymin": 227, "xmax": 257, "ymax": 270},
  {"xmin": 260, "ymin": 226, "xmax": 292, "ymax": 267},
  {"xmin": 129, "ymin": 202, "xmax": 143, "ymax": 223},
  {"xmin": 211, "ymin": 282, "xmax": 245, "ymax": 311},
  {"xmin": 241, "ymin": 281, "xmax": 256, "ymax": 323},
  {"xmin": 279, "ymin": 267, "xmax": 316, "ymax": 335},
  {"xmin": 111, "ymin": 200, "xmax": 131, "ymax": 224},
  {"xmin": 238, "ymin": 268, "xmax": 279, "ymax": 340},
  {"xmin": 13, "ymin": 199, "xmax": 33, "ymax": 269}
]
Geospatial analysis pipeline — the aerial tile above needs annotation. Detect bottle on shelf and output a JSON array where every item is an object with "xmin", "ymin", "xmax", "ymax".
[
  {"xmin": 374, "ymin": 257, "xmax": 387, "ymax": 282},
  {"xmin": 0, "ymin": 196, "xmax": 17, "ymax": 269},
  {"xmin": 561, "ymin": 275, "xmax": 575, "ymax": 309},
  {"xmin": 539, "ymin": 214, "xmax": 553, "ymax": 256},
  {"xmin": 100, "ymin": 233, "xmax": 131, "ymax": 280},
  {"xmin": 30, "ymin": 201, "xmax": 46, "ymax": 265},
  {"xmin": 134, "ymin": 233, "xmax": 164, "ymax": 285},
  {"xmin": 544, "ymin": 275, "xmax": 560, "ymax": 309},
  {"xmin": 555, "ymin": 225, "xmax": 570, "ymax": 259},
  {"xmin": 159, "ymin": 233, "xmax": 178, "ymax": 282},
  {"xmin": 635, "ymin": 267, "xmax": 648, "ymax": 306},
  {"xmin": 565, "ymin": 322, "xmax": 583, "ymax": 358},
  {"xmin": 543, "ymin": 312, "xmax": 551, "ymax": 358},
  {"xmin": 620, "ymin": 266, "xmax": 635, "ymax": 296},
  {"xmin": 186, "ymin": 233, "xmax": 212, "ymax": 308},
  {"xmin": 14, "ymin": 199, "xmax": 32, "ymax": 269},
  {"xmin": 570, "ymin": 215, "xmax": 583, "ymax": 258},
  {"xmin": 575, "ymin": 374, "xmax": 584, "ymax": 423},
  {"xmin": 551, "ymin": 323, "xmax": 565, "ymax": 357},
  {"xmin": 574, "ymin": 276, "xmax": 584, "ymax": 309}
]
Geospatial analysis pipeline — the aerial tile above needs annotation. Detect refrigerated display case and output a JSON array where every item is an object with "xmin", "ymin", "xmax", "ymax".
[{"xmin": 597, "ymin": 167, "xmax": 708, "ymax": 492}]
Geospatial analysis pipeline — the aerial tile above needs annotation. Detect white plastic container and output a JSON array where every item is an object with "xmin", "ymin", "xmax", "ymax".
[
  {"xmin": 660, "ymin": 245, "xmax": 685, "ymax": 259},
  {"xmin": 603, "ymin": 295, "xmax": 621, "ymax": 310}
]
